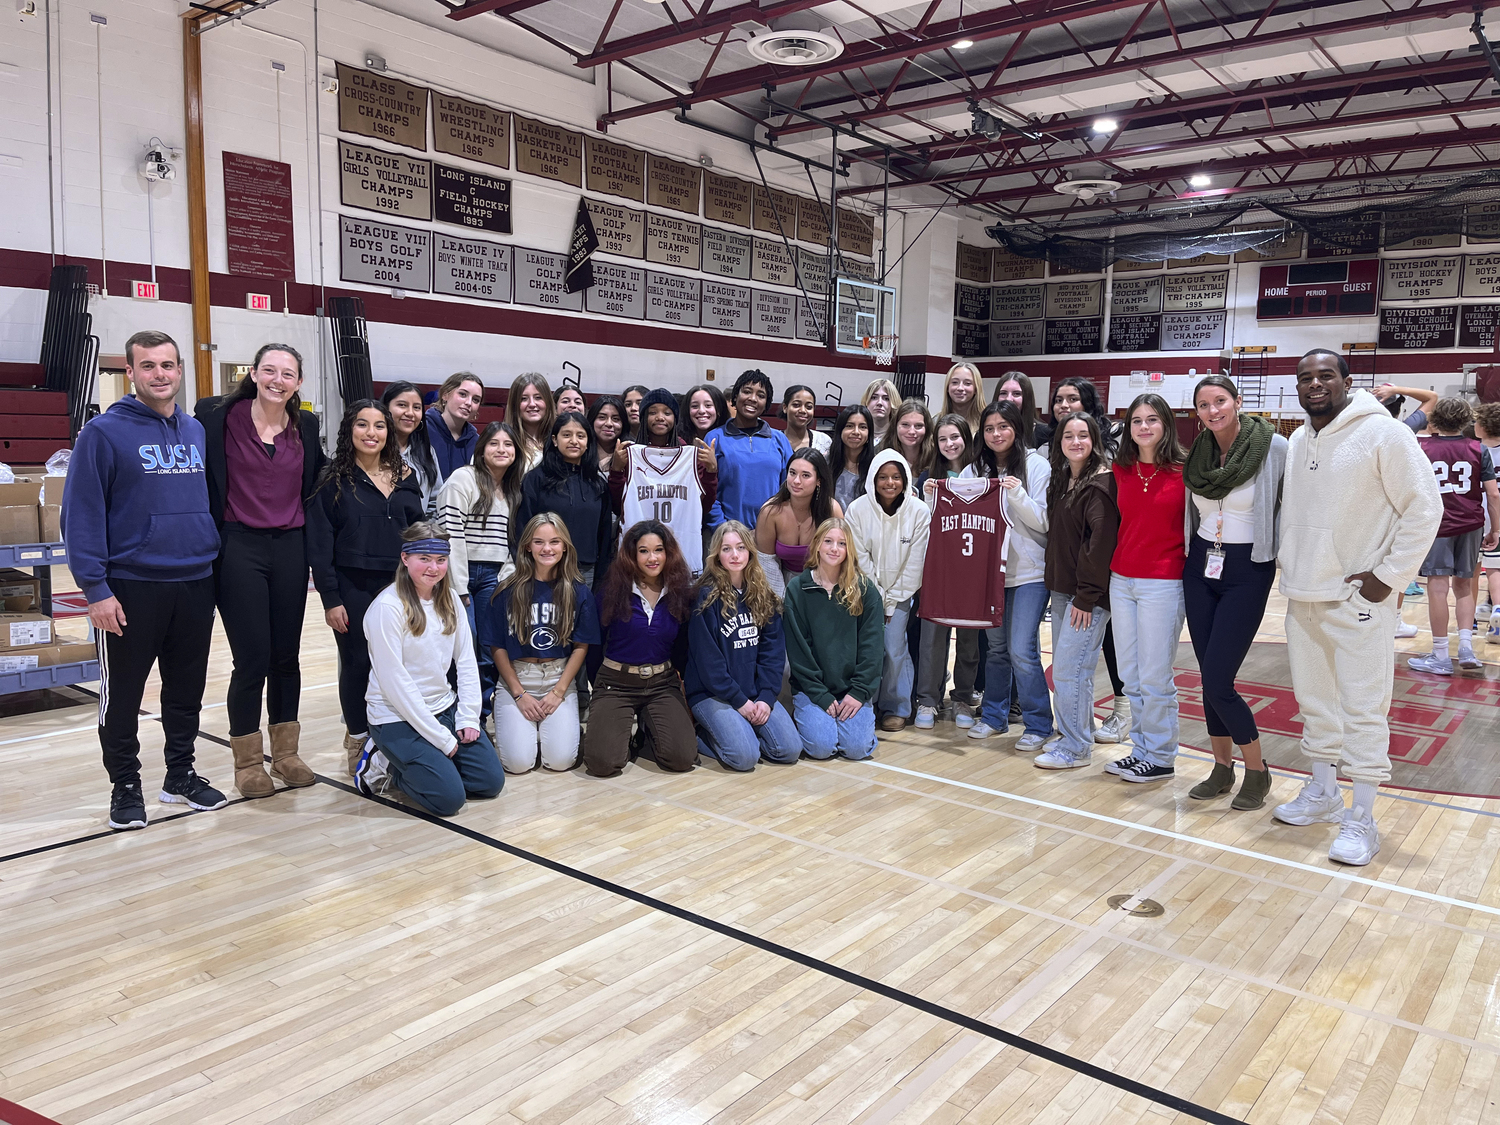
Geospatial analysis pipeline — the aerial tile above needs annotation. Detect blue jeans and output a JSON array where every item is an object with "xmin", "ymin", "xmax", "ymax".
[
  {"xmin": 1109, "ymin": 574, "xmax": 1185, "ymax": 768},
  {"xmin": 880, "ymin": 598, "xmax": 915, "ymax": 718},
  {"xmin": 465, "ymin": 561, "xmax": 503, "ymax": 720},
  {"xmin": 1049, "ymin": 592, "xmax": 1111, "ymax": 761},
  {"xmin": 791, "ymin": 692, "xmax": 876, "ymax": 760},
  {"xmin": 692, "ymin": 697, "xmax": 801, "ymax": 770},
  {"xmin": 369, "ymin": 704, "xmax": 505, "ymax": 817},
  {"xmin": 980, "ymin": 582, "xmax": 1053, "ymax": 735}
]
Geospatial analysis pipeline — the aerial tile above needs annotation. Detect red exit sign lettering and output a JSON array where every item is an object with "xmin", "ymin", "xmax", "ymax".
[
  {"xmin": 132, "ymin": 280, "xmax": 159, "ymax": 301},
  {"xmin": 246, "ymin": 293, "xmax": 272, "ymax": 312}
]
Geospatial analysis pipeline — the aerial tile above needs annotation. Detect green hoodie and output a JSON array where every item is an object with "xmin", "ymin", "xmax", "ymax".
[{"xmin": 783, "ymin": 570, "xmax": 885, "ymax": 709}]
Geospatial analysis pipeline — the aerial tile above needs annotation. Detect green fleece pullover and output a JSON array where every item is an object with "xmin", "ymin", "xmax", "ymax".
[{"xmin": 783, "ymin": 571, "xmax": 885, "ymax": 710}]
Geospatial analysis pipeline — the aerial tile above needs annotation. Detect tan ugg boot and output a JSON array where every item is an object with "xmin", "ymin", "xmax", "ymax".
[
  {"xmin": 268, "ymin": 721, "xmax": 316, "ymax": 787},
  {"xmin": 232, "ymin": 732, "xmax": 275, "ymax": 798},
  {"xmin": 344, "ymin": 732, "xmax": 366, "ymax": 777}
]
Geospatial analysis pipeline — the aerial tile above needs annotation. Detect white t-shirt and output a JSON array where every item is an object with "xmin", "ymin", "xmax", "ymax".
[{"xmin": 1193, "ymin": 478, "xmax": 1255, "ymax": 544}]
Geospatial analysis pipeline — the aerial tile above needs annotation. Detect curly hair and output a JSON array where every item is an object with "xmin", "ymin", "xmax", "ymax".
[
  {"xmin": 697, "ymin": 521, "xmax": 779, "ymax": 629},
  {"xmin": 313, "ymin": 399, "xmax": 407, "ymax": 503},
  {"xmin": 1430, "ymin": 396, "xmax": 1475, "ymax": 434},
  {"xmin": 1473, "ymin": 402, "xmax": 1500, "ymax": 440},
  {"xmin": 596, "ymin": 520, "xmax": 695, "ymax": 627}
]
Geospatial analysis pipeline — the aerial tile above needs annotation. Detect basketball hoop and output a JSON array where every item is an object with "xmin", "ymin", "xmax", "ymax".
[{"xmin": 863, "ymin": 333, "xmax": 898, "ymax": 366}]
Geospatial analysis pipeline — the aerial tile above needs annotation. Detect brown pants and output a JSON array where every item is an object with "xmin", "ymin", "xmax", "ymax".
[{"xmin": 583, "ymin": 666, "xmax": 697, "ymax": 777}]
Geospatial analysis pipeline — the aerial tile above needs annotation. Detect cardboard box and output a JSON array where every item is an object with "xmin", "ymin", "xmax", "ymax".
[
  {"xmin": 0, "ymin": 478, "xmax": 42, "ymax": 546},
  {"xmin": 0, "ymin": 640, "xmax": 94, "ymax": 673},
  {"xmin": 0, "ymin": 567, "xmax": 40, "ymax": 612},
  {"xmin": 38, "ymin": 476, "xmax": 63, "ymax": 543},
  {"xmin": 0, "ymin": 611, "xmax": 52, "ymax": 650}
]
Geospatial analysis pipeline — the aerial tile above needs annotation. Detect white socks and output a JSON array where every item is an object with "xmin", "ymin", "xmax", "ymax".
[
  {"xmin": 1352, "ymin": 782, "xmax": 1377, "ymax": 818},
  {"xmin": 1312, "ymin": 761, "xmax": 1338, "ymax": 796},
  {"xmin": 1458, "ymin": 628, "xmax": 1473, "ymax": 652},
  {"xmin": 1434, "ymin": 635, "xmax": 1450, "ymax": 659}
]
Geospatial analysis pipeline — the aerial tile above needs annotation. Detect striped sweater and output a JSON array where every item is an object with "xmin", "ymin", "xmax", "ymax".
[{"xmin": 436, "ymin": 465, "xmax": 514, "ymax": 590}]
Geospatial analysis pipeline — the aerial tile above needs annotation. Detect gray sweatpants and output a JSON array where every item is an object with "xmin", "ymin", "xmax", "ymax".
[{"xmin": 915, "ymin": 620, "xmax": 980, "ymax": 709}]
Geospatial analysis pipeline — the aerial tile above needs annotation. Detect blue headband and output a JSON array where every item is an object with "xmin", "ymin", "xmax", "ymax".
[{"xmin": 403, "ymin": 539, "xmax": 451, "ymax": 556}]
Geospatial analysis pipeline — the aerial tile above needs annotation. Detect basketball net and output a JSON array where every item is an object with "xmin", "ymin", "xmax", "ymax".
[{"xmin": 863, "ymin": 333, "xmax": 898, "ymax": 366}]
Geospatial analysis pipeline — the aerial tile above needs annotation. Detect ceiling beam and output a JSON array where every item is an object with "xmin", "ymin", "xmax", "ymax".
[
  {"xmin": 575, "ymin": 0, "xmax": 829, "ymax": 68},
  {"xmin": 446, "ymin": 0, "xmax": 551, "ymax": 19}
]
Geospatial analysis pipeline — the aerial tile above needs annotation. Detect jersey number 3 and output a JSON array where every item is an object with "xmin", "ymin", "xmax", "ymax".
[{"xmin": 961, "ymin": 532, "xmax": 974, "ymax": 557}]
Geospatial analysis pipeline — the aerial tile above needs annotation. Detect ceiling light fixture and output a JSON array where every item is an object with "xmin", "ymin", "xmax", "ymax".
[
  {"xmin": 1189, "ymin": 173, "xmax": 1211, "ymax": 187},
  {"xmin": 953, "ymin": 38, "xmax": 974, "ymax": 49},
  {"xmin": 1092, "ymin": 117, "xmax": 1117, "ymax": 133}
]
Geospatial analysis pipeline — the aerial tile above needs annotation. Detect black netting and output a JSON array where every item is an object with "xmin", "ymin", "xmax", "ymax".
[{"xmin": 984, "ymin": 169, "xmax": 1500, "ymax": 273}]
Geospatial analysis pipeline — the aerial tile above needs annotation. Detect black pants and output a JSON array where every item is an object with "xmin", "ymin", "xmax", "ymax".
[
  {"xmin": 1183, "ymin": 537, "xmax": 1277, "ymax": 745},
  {"xmin": 218, "ymin": 523, "xmax": 308, "ymax": 737},
  {"xmin": 98, "ymin": 577, "xmax": 215, "ymax": 785},
  {"xmin": 333, "ymin": 567, "xmax": 392, "ymax": 736},
  {"xmin": 1102, "ymin": 622, "xmax": 1125, "ymax": 697}
]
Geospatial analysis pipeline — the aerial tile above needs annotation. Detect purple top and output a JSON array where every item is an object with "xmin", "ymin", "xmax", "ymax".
[
  {"xmin": 775, "ymin": 540, "xmax": 809, "ymax": 573},
  {"xmin": 603, "ymin": 585, "xmax": 681, "ymax": 666},
  {"xmin": 223, "ymin": 399, "xmax": 305, "ymax": 529}
]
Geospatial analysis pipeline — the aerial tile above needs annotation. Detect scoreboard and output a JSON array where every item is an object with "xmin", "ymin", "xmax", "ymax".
[{"xmin": 1257, "ymin": 259, "xmax": 1378, "ymax": 319}]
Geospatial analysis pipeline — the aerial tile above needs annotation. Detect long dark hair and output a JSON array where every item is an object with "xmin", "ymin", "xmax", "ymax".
[
  {"xmin": 764, "ymin": 449, "xmax": 836, "ymax": 525},
  {"xmin": 931, "ymin": 412, "xmax": 974, "ymax": 476},
  {"xmin": 1047, "ymin": 411, "xmax": 1109, "ymax": 511},
  {"xmin": 382, "ymin": 380, "xmax": 437, "ymax": 477},
  {"xmin": 597, "ymin": 520, "xmax": 694, "ymax": 626},
  {"xmin": 505, "ymin": 372, "xmax": 555, "ymax": 464},
  {"xmin": 314, "ymin": 399, "xmax": 405, "ymax": 501},
  {"xmin": 830, "ymin": 404, "xmax": 875, "ymax": 497},
  {"xmin": 1115, "ymin": 393, "xmax": 1187, "ymax": 468},
  {"xmin": 995, "ymin": 371, "xmax": 1037, "ymax": 449},
  {"xmin": 469, "ymin": 421, "xmax": 525, "ymax": 518},
  {"xmin": 879, "ymin": 398, "xmax": 935, "ymax": 477},
  {"xmin": 1053, "ymin": 377, "xmax": 1116, "ymax": 456},
  {"xmin": 973, "ymin": 401, "xmax": 1028, "ymax": 481},
  {"xmin": 227, "ymin": 342, "xmax": 304, "ymax": 439},
  {"xmin": 634, "ymin": 396, "xmax": 678, "ymax": 446},
  {"xmin": 677, "ymin": 384, "xmax": 728, "ymax": 444},
  {"xmin": 536, "ymin": 412, "xmax": 603, "ymax": 494},
  {"xmin": 588, "ymin": 395, "xmax": 625, "ymax": 452}
]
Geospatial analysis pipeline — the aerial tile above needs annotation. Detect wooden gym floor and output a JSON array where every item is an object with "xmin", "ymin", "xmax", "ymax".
[{"xmin": 4, "ymin": 583, "xmax": 1500, "ymax": 1124}]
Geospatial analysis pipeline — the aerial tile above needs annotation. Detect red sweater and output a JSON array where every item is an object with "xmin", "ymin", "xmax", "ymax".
[{"xmin": 1109, "ymin": 462, "xmax": 1186, "ymax": 580}]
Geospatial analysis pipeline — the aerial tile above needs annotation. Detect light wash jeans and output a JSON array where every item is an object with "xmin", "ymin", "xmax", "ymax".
[
  {"xmin": 980, "ymin": 582, "xmax": 1053, "ymax": 735},
  {"xmin": 1049, "ymin": 591, "xmax": 1111, "ymax": 762},
  {"xmin": 879, "ymin": 597, "xmax": 915, "ymax": 719},
  {"xmin": 692, "ymin": 697, "xmax": 802, "ymax": 770},
  {"xmin": 1108, "ymin": 574, "xmax": 1185, "ymax": 768},
  {"xmin": 791, "ymin": 692, "xmax": 876, "ymax": 760}
]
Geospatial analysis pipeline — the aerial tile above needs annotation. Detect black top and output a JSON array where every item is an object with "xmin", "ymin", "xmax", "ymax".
[
  {"xmin": 518, "ymin": 463, "xmax": 614, "ymax": 569},
  {"xmin": 304, "ymin": 468, "xmax": 425, "ymax": 610},
  {"xmin": 194, "ymin": 395, "xmax": 325, "ymax": 530}
]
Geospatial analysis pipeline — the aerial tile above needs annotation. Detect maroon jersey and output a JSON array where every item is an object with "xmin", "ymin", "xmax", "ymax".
[
  {"xmin": 1419, "ymin": 435, "xmax": 1487, "ymax": 537},
  {"xmin": 919, "ymin": 478, "xmax": 1008, "ymax": 627}
]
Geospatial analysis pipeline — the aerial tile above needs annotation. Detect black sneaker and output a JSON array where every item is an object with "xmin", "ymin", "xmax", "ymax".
[
  {"xmin": 109, "ymin": 781, "xmax": 148, "ymax": 831},
  {"xmin": 1120, "ymin": 761, "xmax": 1175, "ymax": 784},
  {"xmin": 160, "ymin": 771, "xmax": 229, "ymax": 811}
]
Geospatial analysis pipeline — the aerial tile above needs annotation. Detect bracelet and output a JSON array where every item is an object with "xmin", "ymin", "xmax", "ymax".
[{"xmin": 513, "ymin": 689, "xmax": 526, "ymax": 700}]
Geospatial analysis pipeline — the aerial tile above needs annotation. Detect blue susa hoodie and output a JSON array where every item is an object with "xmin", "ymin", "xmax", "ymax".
[
  {"xmin": 684, "ymin": 585, "xmax": 785, "ymax": 709},
  {"xmin": 425, "ymin": 407, "xmax": 478, "ymax": 483},
  {"xmin": 61, "ymin": 396, "xmax": 220, "ymax": 602},
  {"xmin": 706, "ymin": 419, "xmax": 792, "ymax": 529}
]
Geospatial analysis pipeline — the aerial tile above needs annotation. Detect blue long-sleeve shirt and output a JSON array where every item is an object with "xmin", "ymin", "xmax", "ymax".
[
  {"xmin": 424, "ymin": 407, "xmax": 478, "ymax": 483},
  {"xmin": 684, "ymin": 586, "xmax": 785, "ymax": 709},
  {"xmin": 706, "ymin": 419, "xmax": 792, "ymax": 529}
]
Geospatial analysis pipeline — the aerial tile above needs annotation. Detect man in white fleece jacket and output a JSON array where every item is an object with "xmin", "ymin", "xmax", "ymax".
[{"xmin": 1273, "ymin": 349, "xmax": 1442, "ymax": 866}]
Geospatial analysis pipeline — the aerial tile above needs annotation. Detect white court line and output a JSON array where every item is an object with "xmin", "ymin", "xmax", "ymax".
[
  {"xmin": 863, "ymin": 1034, "xmax": 984, "ymax": 1125},
  {"xmin": 860, "ymin": 760, "xmax": 1500, "ymax": 921}
]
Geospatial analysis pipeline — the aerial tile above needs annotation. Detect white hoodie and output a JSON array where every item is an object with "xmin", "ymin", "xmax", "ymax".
[
  {"xmin": 1278, "ymin": 388, "xmax": 1442, "ymax": 601},
  {"xmin": 846, "ymin": 449, "xmax": 930, "ymax": 611}
]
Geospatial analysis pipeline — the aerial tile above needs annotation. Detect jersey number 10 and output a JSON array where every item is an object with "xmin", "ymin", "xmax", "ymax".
[{"xmin": 651, "ymin": 500, "xmax": 674, "ymax": 523}]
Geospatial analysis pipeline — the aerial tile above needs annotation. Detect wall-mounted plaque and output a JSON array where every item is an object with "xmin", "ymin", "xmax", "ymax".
[
  {"xmin": 795, "ymin": 294, "xmax": 826, "ymax": 342},
  {"xmin": 1470, "ymin": 203, "xmax": 1500, "ymax": 244},
  {"xmin": 1384, "ymin": 209, "xmax": 1463, "ymax": 251},
  {"xmin": 224, "ymin": 152, "xmax": 294, "ymax": 280},
  {"xmin": 1459, "ymin": 304, "xmax": 1500, "ymax": 348},
  {"xmin": 645, "ymin": 213, "xmax": 701, "ymax": 270},
  {"xmin": 1044, "ymin": 280, "xmax": 1102, "ymax": 318},
  {"xmin": 955, "ymin": 283, "xmax": 990, "ymax": 321},
  {"xmin": 433, "ymin": 164, "xmax": 511, "ymax": 233},
  {"xmin": 514, "ymin": 247, "xmax": 583, "ymax": 311},
  {"xmin": 704, "ymin": 173, "xmax": 752, "ymax": 228},
  {"xmin": 1161, "ymin": 311, "xmax": 1227, "ymax": 350},
  {"xmin": 1114, "ymin": 258, "xmax": 1163, "ymax": 272},
  {"xmin": 433, "ymin": 234, "xmax": 512, "ymax": 302},
  {"xmin": 339, "ymin": 140, "xmax": 431, "ymax": 220},
  {"xmin": 336, "ymin": 62, "xmax": 427, "ymax": 150},
  {"xmin": 837, "ymin": 207, "xmax": 875, "ymax": 257},
  {"xmin": 1233, "ymin": 227, "xmax": 1303, "ymax": 263},
  {"xmin": 1163, "ymin": 269, "xmax": 1229, "ymax": 312},
  {"xmin": 432, "ymin": 94, "xmax": 508, "ymax": 169},
  {"xmin": 701, "ymin": 281, "xmax": 751, "ymax": 333},
  {"xmin": 753, "ymin": 289, "xmax": 796, "ymax": 338},
  {"xmin": 1111, "ymin": 276, "xmax": 1162, "ymax": 316},
  {"xmin": 991, "ymin": 284, "xmax": 1042, "ymax": 322},
  {"xmin": 753, "ymin": 186, "xmax": 800, "ymax": 235},
  {"xmin": 702, "ymin": 227, "xmax": 752, "ymax": 279},
  {"xmin": 1382, "ymin": 255, "xmax": 1462, "ymax": 301},
  {"xmin": 1167, "ymin": 253, "xmax": 1229, "ymax": 269},
  {"xmin": 646, "ymin": 154, "xmax": 702, "ymax": 215},
  {"xmin": 992, "ymin": 246, "xmax": 1045, "ymax": 282},
  {"xmin": 586, "ymin": 200, "xmax": 644, "ymax": 259},
  {"xmin": 956, "ymin": 243, "xmax": 992, "ymax": 283},
  {"xmin": 339, "ymin": 215, "xmax": 430, "ymax": 291},
  {"xmin": 1461, "ymin": 254, "xmax": 1500, "ymax": 299},
  {"xmin": 646, "ymin": 271, "xmax": 701, "ymax": 326},
  {"xmin": 1308, "ymin": 221, "xmax": 1380, "ymax": 259},
  {"xmin": 1107, "ymin": 314, "xmax": 1160, "ymax": 352},
  {"xmin": 512, "ymin": 115, "xmax": 582, "ymax": 186},
  {"xmin": 798, "ymin": 201, "xmax": 830, "ymax": 248},
  {"xmin": 1044, "ymin": 317, "xmax": 1102, "ymax": 354},
  {"xmin": 798, "ymin": 248, "xmax": 830, "ymax": 298},
  {"xmin": 585, "ymin": 137, "xmax": 645, "ymax": 201},
  {"xmin": 841, "ymin": 256, "xmax": 877, "ymax": 282},
  {"xmin": 584, "ymin": 261, "xmax": 645, "ymax": 319},
  {"xmin": 954, "ymin": 319, "xmax": 988, "ymax": 358},
  {"xmin": 751, "ymin": 238, "xmax": 796, "ymax": 287},
  {"xmin": 989, "ymin": 320, "xmax": 1044, "ymax": 357},
  {"xmin": 1378, "ymin": 305, "xmax": 1457, "ymax": 349}
]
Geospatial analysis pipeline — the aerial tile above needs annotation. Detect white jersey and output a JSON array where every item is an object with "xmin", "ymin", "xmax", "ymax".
[{"xmin": 622, "ymin": 444, "xmax": 704, "ymax": 571}]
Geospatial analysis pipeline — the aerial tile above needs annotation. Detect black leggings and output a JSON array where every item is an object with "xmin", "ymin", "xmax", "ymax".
[
  {"xmin": 333, "ymin": 567, "xmax": 393, "ymax": 736},
  {"xmin": 1102, "ymin": 622, "xmax": 1125, "ymax": 697},
  {"xmin": 1182, "ymin": 537, "xmax": 1276, "ymax": 745},
  {"xmin": 218, "ymin": 523, "xmax": 308, "ymax": 737}
]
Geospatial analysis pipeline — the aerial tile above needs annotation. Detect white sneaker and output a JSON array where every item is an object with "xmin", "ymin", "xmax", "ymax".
[
  {"xmin": 1407, "ymin": 652, "xmax": 1454, "ymax": 676},
  {"xmin": 1014, "ymin": 732, "xmax": 1050, "ymax": 752},
  {"xmin": 953, "ymin": 703, "xmax": 976, "ymax": 729},
  {"xmin": 1035, "ymin": 748, "xmax": 1090, "ymax": 770},
  {"xmin": 1093, "ymin": 705, "xmax": 1130, "ymax": 744},
  {"xmin": 1457, "ymin": 646, "xmax": 1483, "ymax": 671},
  {"xmin": 1394, "ymin": 620, "xmax": 1420, "ymax": 639},
  {"xmin": 1102, "ymin": 754, "xmax": 1140, "ymax": 776},
  {"xmin": 1488, "ymin": 616, "xmax": 1500, "ymax": 643},
  {"xmin": 1272, "ymin": 779, "xmax": 1346, "ymax": 826},
  {"xmin": 967, "ymin": 721, "xmax": 1003, "ymax": 740},
  {"xmin": 914, "ymin": 705, "xmax": 936, "ymax": 730},
  {"xmin": 1328, "ymin": 806, "xmax": 1380, "ymax": 866}
]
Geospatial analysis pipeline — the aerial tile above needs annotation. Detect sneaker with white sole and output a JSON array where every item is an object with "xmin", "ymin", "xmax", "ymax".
[
  {"xmin": 1457, "ymin": 646, "xmax": 1483, "ymax": 671},
  {"xmin": 1328, "ymin": 806, "xmax": 1380, "ymax": 866},
  {"xmin": 1093, "ymin": 709, "xmax": 1130, "ymax": 744},
  {"xmin": 953, "ymin": 703, "xmax": 976, "ymax": 729},
  {"xmin": 967, "ymin": 721, "xmax": 1004, "ymax": 740},
  {"xmin": 1102, "ymin": 755, "xmax": 1140, "ymax": 776},
  {"xmin": 1034, "ymin": 748, "xmax": 1090, "ymax": 770},
  {"xmin": 1120, "ymin": 761, "xmax": 1175, "ymax": 784},
  {"xmin": 1407, "ymin": 652, "xmax": 1454, "ymax": 676},
  {"xmin": 1272, "ymin": 779, "xmax": 1346, "ymax": 826},
  {"xmin": 1013, "ymin": 732, "xmax": 1050, "ymax": 752},
  {"xmin": 109, "ymin": 781, "xmax": 148, "ymax": 831},
  {"xmin": 159, "ymin": 771, "xmax": 228, "ymax": 811},
  {"xmin": 1489, "ymin": 617, "xmax": 1500, "ymax": 642},
  {"xmin": 1394, "ymin": 620, "xmax": 1420, "ymax": 639},
  {"xmin": 914, "ymin": 705, "xmax": 936, "ymax": 730},
  {"xmin": 354, "ymin": 740, "xmax": 391, "ymax": 796}
]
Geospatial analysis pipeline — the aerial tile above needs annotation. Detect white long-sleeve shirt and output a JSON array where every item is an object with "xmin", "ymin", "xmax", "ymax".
[
  {"xmin": 364, "ymin": 584, "xmax": 480, "ymax": 753},
  {"xmin": 436, "ymin": 465, "xmax": 513, "ymax": 591}
]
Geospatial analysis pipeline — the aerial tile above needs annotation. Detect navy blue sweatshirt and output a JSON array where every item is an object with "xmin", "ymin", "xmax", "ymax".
[
  {"xmin": 425, "ymin": 407, "xmax": 478, "ymax": 483},
  {"xmin": 684, "ymin": 586, "xmax": 785, "ymax": 710},
  {"xmin": 62, "ymin": 396, "xmax": 220, "ymax": 602}
]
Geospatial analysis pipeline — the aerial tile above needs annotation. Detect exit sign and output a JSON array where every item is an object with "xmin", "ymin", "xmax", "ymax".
[
  {"xmin": 1149, "ymin": 371, "xmax": 1165, "ymax": 383},
  {"xmin": 132, "ymin": 280, "xmax": 159, "ymax": 301},
  {"xmin": 246, "ymin": 293, "xmax": 273, "ymax": 312}
]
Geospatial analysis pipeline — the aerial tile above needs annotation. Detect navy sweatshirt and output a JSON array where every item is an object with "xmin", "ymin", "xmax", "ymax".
[
  {"xmin": 425, "ymin": 407, "xmax": 478, "ymax": 483},
  {"xmin": 684, "ymin": 586, "xmax": 785, "ymax": 710},
  {"xmin": 62, "ymin": 395, "xmax": 220, "ymax": 602}
]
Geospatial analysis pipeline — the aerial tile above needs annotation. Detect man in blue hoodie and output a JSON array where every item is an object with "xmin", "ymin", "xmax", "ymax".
[
  {"xmin": 707, "ymin": 370, "xmax": 793, "ymax": 530},
  {"xmin": 63, "ymin": 330, "xmax": 226, "ymax": 831}
]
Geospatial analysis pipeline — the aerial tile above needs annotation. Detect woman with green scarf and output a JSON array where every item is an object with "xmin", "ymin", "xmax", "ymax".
[{"xmin": 1182, "ymin": 375, "xmax": 1288, "ymax": 811}]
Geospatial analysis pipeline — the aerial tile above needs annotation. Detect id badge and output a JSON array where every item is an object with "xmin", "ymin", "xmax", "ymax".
[{"xmin": 1204, "ymin": 546, "xmax": 1226, "ymax": 580}]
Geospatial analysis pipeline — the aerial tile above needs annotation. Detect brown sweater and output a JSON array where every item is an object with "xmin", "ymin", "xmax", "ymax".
[{"xmin": 1043, "ymin": 472, "xmax": 1120, "ymax": 612}]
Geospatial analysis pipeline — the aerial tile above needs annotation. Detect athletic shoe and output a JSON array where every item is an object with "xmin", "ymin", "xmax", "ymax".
[
  {"xmin": 1489, "ymin": 617, "xmax": 1500, "ymax": 643},
  {"xmin": 1457, "ymin": 645, "xmax": 1483, "ymax": 671},
  {"xmin": 1272, "ymin": 779, "xmax": 1346, "ymax": 826},
  {"xmin": 1102, "ymin": 755, "xmax": 1140, "ymax": 776},
  {"xmin": 914, "ymin": 706, "xmax": 936, "ymax": 730},
  {"xmin": 1120, "ymin": 761, "xmax": 1175, "ymax": 784},
  {"xmin": 108, "ymin": 782, "xmax": 148, "ymax": 831},
  {"xmin": 1404, "ymin": 581, "xmax": 1424, "ymax": 597},
  {"xmin": 1013, "ymin": 732, "xmax": 1050, "ymax": 752},
  {"xmin": 354, "ymin": 741, "xmax": 391, "ymax": 797},
  {"xmin": 1407, "ymin": 652, "xmax": 1454, "ymax": 676},
  {"xmin": 159, "ymin": 771, "xmax": 228, "ymax": 811},
  {"xmin": 1093, "ymin": 706, "xmax": 1130, "ymax": 744},
  {"xmin": 953, "ymin": 703, "xmax": 975, "ymax": 729},
  {"xmin": 1034, "ymin": 748, "xmax": 1090, "ymax": 770},
  {"xmin": 1328, "ymin": 806, "xmax": 1381, "ymax": 866},
  {"xmin": 1394, "ymin": 620, "xmax": 1420, "ymax": 639},
  {"xmin": 967, "ymin": 721, "xmax": 1004, "ymax": 740}
]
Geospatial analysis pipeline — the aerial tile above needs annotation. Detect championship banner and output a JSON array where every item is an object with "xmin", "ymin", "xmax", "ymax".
[{"xmin": 565, "ymin": 199, "xmax": 599, "ymax": 294}]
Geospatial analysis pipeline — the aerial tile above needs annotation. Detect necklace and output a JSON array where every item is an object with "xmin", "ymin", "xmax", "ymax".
[{"xmin": 1135, "ymin": 462, "xmax": 1161, "ymax": 492}]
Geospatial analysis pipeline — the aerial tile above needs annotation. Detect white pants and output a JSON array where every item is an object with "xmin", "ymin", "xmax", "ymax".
[
  {"xmin": 492, "ymin": 659, "xmax": 580, "ymax": 773},
  {"xmin": 1285, "ymin": 593, "xmax": 1396, "ymax": 784}
]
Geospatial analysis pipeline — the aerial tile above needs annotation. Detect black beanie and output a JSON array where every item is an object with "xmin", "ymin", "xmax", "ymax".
[{"xmin": 640, "ymin": 387, "xmax": 678, "ymax": 421}]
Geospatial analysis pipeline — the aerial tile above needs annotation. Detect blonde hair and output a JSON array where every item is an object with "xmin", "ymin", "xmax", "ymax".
[
  {"xmin": 861, "ymin": 378, "xmax": 900, "ymax": 411},
  {"xmin": 395, "ymin": 522, "xmax": 459, "ymax": 637},
  {"xmin": 497, "ymin": 514, "xmax": 582, "ymax": 647},
  {"xmin": 698, "ymin": 521, "xmax": 780, "ymax": 628},
  {"xmin": 940, "ymin": 362, "xmax": 986, "ymax": 432},
  {"xmin": 809, "ymin": 518, "xmax": 866, "ymax": 617}
]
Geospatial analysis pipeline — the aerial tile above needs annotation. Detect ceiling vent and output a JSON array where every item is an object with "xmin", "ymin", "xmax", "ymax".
[
  {"xmin": 747, "ymin": 14, "xmax": 844, "ymax": 65},
  {"xmin": 1053, "ymin": 165, "xmax": 1121, "ymax": 203}
]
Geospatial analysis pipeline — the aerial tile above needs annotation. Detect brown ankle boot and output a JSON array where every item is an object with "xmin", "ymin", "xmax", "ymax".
[
  {"xmin": 344, "ymin": 732, "xmax": 367, "ymax": 778},
  {"xmin": 232, "ymin": 732, "xmax": 275, "ymax": 798},
  {"xmin": 268, "ymin": 721, "xmax": 316, "ymax": 787}
]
